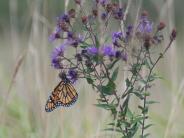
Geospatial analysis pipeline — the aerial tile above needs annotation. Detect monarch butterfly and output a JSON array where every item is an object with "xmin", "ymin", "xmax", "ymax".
[{"xmin": 45, "ymin": 73, "xmax": 78, "ymax": 112}]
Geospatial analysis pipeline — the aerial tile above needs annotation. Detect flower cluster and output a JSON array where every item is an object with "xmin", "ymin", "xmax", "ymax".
[
  {"xmin": 49, "ymin": 2, "xmax": 130, "ymax": 83},
  {"xmin": 49, "ymin": 5, "xmax": 166, "ymax": 83},
  {"xmin": 48, "ymin": 0, "xmax": 176, "ymax": 137}
]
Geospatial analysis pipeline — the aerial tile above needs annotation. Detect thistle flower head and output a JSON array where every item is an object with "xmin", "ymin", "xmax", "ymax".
[
  {"xmin": 157, "ymin": 22, "xmax": 166, "ymax": 31},
  {"xmin": 87, "ymin": 46, "xmax": 98, "ymax": 55},
  {"xmin": 49, "ymin": 27, "xmax": 61, "ymax": 42},
  {"xmin": 112, "ymin": 31, "xmax": 124, "ymax": 46},
  {"xmin": 113, "ymin": 8, "xmax": 124, "ymax": 20},
  {"xmin": 126, "ymin": 25, "xmax": 133, "ymax": 35},
  {"xmin": 51, "ymin": 44, "xmax": 66, "ymax": 69},
  {"xmin": 68, "ymin": 9, "xmax": 76, "ymax": 18},
  {"xmin": 170, "ymin": 29, "xmax": 177, "ymax": 40},
  {"xmin": 68, "ymin": 69, "xmax": 78, "ymax": 83},
  {"xmin": 100, "ymin": 0, "xmax": 108, "ymax": 7},
  {"xmin": 67, "ymin": 31, "xmax": 73, "ymax": 38},
  {"xmin": 57, "ymin": 20, "xmax": 69, "ymax": 32},
  {"xmin": 115, "ymin": 51, "xmax": 122, "ymax": 58},
  {"xmin": 137, "ymin": 12, "xmax": 153, "ymax": 34},
  {"xmin": 138, "ymin": 20, "xmax": 153, "ymax": 33},
  {"xmin": 102, "ymin": 45, "xmax": 115, "ymax": 56},
  {"xmin": 67, "ymin": 33, "xmax": 84, "ymax": 47},
  {"xmin": 112, "ymin": 39, "xmax": 121, "ymax": 47},
  {"xmin": 81, "ymin": 16, "xmax": 88, "ymax": 24},
  {"xmin": 101, "ymin": 12, "xmax": 108, "ymax": 20},
  {"xmin": 112, "ymin": 31, "xmax": 124, "ymax": 40},
  {"xmin": 74, "ymin": 0, "xmax": 81, "ymax": 5},
  {"xmin": 75, "ymin": 53, "xmax": 83, "ymax": 61},
  {"xmin": 61, "ymin": 14, "xmax": 70, "ymax": 23}
]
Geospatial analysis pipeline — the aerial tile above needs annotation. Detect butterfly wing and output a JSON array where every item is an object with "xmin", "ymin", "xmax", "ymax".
[
  {"xmin": 56, "ymin": 83, "xmax": 78, "ymax": 107},
  {"xmin": 45, "ymin": 98, "xmax": 57, "ymax": 112},
  {"xmin": 45, "ymin": 81, "xmax": 64, "ymax": 112},
  {"xmin": 45, "ymin": 81, "xmax": 78, "ymax": 112}
]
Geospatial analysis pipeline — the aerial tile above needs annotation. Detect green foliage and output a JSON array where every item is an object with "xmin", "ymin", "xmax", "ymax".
[
  {"xmin": 97, "ymin": 81, "xmax": 116, "ymax": 95},
  {"xmin": 95, "ymin": 103, "xmax": 116, "ymax": 111},
  {"xmin": 111, "ymin": 67, "xmax": 119, "ymax": 81},
  {"xmin": 86, "ymin": 77, "xmax": 94, "ymax": 84},
  {"xmin": 107, "ymin": 59, "xmax": 119, "ymax": 70},
  {"xmin": 87, "ymin": 39, "xmax": 174, "ymax": 137}
]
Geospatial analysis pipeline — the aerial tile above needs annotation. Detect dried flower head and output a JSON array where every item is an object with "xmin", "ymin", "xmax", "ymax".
[
  {"xmin": 157, "ymin": 22, "xmax": 166, "ymax": 31},
  {"xmin": 81, "ymin": 16, "xmax": 88, "ymax": 24},
  {"xmin": 68, "ymin": 9, "xmax": 76, "ymax": 18},
  {"xmin": 170, "ymin": 29, "xmax": 177, "ymax": 40},
  {"xmin": 75, "ymin": 0, "xmax": 81, "ymax": 5}
]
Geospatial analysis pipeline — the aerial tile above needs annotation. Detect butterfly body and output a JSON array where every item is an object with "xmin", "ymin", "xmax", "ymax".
[{"xmin": 45, "ymin": 79, "xmax": 78, "ymax": 112}]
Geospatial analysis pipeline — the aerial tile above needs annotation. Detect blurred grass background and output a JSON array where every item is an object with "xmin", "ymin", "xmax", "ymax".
[{"xmin": 0, "ymin": 0, "xmax": 184, "ymax": 138}]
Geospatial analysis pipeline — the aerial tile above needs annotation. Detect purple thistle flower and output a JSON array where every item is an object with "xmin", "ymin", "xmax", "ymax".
[
  {"xmin": 70, "ymin": 39, "xmax": 79, "ymax": 47},
  {"xmin": 67, "ymin": 31, "xmax": 74, "ymax": 39},
  {"xmin": 49, "ymin": 27, "xmax": 61, "ymax": 42},
  {"xmin": 117, "ymin": 8, "xmax": 123, "ymax": 16},
  {"xmin": 113, "ymin": 8, "xmax": 124, "ymax": 20},
  {"xmin": 61, "ymin": 14, "xmax": 70, "ymax": 22},
  {"xmin": 51, "ymin": 43, "xmax": 66, "ymax": 69},
  {"xmin": 49, "ymin": 33, "xmax": 58, "ymax": 42},
  {"xmin": 68, "ymin": 69, "xmax": 78, "ymax": 83},
  {"xmin": 100, "ymin": 0, "xmax": 108, "ymax": 6},
  {"xmin": 101, "ymin": 12, "xmax": 108, "ymax": 20},
  {"xmin": 112, "ymin": 31, "xmax": 124, "ymax": 47},
  {"xmin": 87, "ymin": 46, "xmax": 98, "ymax": 55},
  {"xmin": 112, "ymin": 31, "xmax": 124, "ymax": 40},
  {"xmin": 123, "ymin": 25, "xmax": 133, "ymax": 42},
  {"xmin": 66, "ymin": 36, "xmax": 78, "ymax": 47},
  {"xmin": 126, "ymin": 25, "xmax": 133, "ymax": 36},
  {"xmin": 81, "ymin": 49, "xmax": 87, "ymax": 54},
  {"xmin": 67, "ymin": 33, "xmax": 84, "ymax": 47},
  {"xmin": 102, "ymin": 45, "xmax": 115, "ymax": 56},
  {"xmin": 112, "ymin": 39, "xmax": 121, "ymax": 47},
  {"xmin": 115, "ymin": 51, "xmax": 122, "ymax": 58},
  {"xmin": 137, "ymin": 16, "xmax": 153, "ymax": 33}
]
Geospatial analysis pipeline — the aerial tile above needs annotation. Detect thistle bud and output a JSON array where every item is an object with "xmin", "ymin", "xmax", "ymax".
[
  {"xmin": 157, "ymin": 22, "xmax": 165, "ymax": 31},
  {"xmin": 170, "ymin": 29, "xmax": 177, "ymax": 40},
  {"xmin": 141, "ymin": 10, "xmax": 148, "ymax": 17},
  {"xmin": 144, "ymin": 34, "xmax": 151, "ymax": 50},
  {"xmin": 92, "ymin": 9, "xmax": 98, "ymax": 17},
  {"xmin": 81, "ymin": 16, "xmax": 88, "ymax": 24},
  {"xmin": 101, "ymin": 12, "xmax": 107, "ymax": 20},
  {"xmin": 75, "ymin": 0, "xmax": 81, "ymax": 5},
  {"xmin": 55, "ymin": 33, "xmax": 60, "ymax": 39},
  {"xmin": 106, "ymin": 3, "xmax": 113, "ymax": 13},
  {"xmin": 68, "ymin": 9, "xmax": 76, "ymax": 18},
  {"xmin": 58, "ymin": 21, "xmax": 69, "ymax": 32},
  {"xmin": 75, "ymin": 53, "xmax": 83, "ymax": 61}
]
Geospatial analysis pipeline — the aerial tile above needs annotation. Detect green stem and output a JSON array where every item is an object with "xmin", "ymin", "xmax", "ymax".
[{"xmin": 141, "ymin": 39, "xmax": 174, "ymax": 137}]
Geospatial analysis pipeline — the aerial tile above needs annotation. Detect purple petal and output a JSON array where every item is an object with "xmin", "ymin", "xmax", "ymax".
[
  {"xmin": 51, "ymin": 43, "xmax": 67, "ymax": 69},
  {"xmin": 102, "ymin": 45, "xmax": 115, "ymax": 56},
  {"xmin": 87, "ymin": 46, "xmax": 98, "ymax": 55}
]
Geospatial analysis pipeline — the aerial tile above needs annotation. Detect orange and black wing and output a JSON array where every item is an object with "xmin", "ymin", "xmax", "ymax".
[
  {"xmin": 45, "ymin": 81, "xmax": 78, "ymax": 112},
  {"xmin": 56, "ymin": 83, "xmax": 78, "ymax": 107}
]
